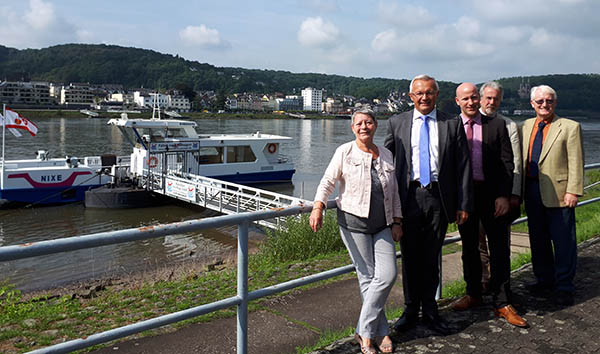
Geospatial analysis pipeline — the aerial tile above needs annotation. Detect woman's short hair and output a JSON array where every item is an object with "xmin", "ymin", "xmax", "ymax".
[{"xmin": 351, "ymin": 107, "xmax": 376, "ymax": 125}]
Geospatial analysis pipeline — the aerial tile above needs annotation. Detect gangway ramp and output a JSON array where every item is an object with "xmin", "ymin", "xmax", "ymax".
[{"xmin": 148, "ymin": 172, "xmax": 308, "ymax": 229}]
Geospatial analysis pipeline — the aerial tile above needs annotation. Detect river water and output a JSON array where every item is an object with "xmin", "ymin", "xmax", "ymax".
[{"xmin": 1, "ymin": 116, "xmax": 599, "ymax": 292}]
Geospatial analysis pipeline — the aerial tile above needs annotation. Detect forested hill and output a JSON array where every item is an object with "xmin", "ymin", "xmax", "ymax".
[
  {"xmin": 0, "ymin": 43, "xmax": 413, "ymax": 100},
  {"xmin": 0, "ymin": 43, "xmax": 599, "ymax": 112}
]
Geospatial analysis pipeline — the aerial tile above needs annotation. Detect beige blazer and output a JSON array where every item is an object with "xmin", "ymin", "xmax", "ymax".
[
  {"xmin": 500, "ymin": 114, "xmax": 522, "ymax": 197},
  {"xmin": 521, "ymin": 116, "xmax": 584, "ymax": 207}
]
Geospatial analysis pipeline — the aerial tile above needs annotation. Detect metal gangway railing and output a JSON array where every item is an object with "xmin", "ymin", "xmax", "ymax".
[
  {"xmin": 0, "ymin": 163, "xmax": 598, "ymax": 354},
  {"xmin": 146, "ymin": 170, "xmax": 307, "ymax": 229},
  {"xmin": 137, "ymin": 149, "xmax": 305, "ymax": 229}
]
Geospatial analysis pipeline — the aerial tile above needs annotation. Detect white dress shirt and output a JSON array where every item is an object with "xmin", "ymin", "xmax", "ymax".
[{"xmin": 410, "ymin": 108, "xmax": 439, "ymax": 182}]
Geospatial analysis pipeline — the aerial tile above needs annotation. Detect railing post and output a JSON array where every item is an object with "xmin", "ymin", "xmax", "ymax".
[{"xmin": 237, "ymin": 220, "xmax": 249, "ymax": 354}]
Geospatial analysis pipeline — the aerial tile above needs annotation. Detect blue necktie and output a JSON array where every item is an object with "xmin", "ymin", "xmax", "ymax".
[
  {"xmin": 529, "ymin": 121, "xmax": 547, "ymax": 177},
  {"xmin": 419, "ymin": 116, "xmax": 430, "ymax": 187}
]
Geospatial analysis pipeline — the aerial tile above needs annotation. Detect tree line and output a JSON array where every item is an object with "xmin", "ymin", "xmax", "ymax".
[{"xmin": 0, "ymin": 44, "xmax": 598, "ymax": 114}]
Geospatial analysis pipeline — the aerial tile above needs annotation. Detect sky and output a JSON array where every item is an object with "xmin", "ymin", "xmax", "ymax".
[{"xmin": 1, "ymin": 0, "xmax": 599, "ymax": 84}]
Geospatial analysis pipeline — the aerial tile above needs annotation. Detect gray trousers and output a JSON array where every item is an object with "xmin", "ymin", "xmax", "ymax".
[{"xmin": 339, "ymin": 226, "xmax": 398, "ymax": 338}]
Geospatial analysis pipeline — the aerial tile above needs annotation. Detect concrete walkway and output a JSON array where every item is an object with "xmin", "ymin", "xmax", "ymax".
[{"xmin": 91, "ymin": 235, "xmax": 600, "ymax": 354}]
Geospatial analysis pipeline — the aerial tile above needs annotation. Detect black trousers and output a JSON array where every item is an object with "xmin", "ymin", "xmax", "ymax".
[
  {"xmin": 458, "ymin": 183, "xmax": 512, "ymax": 308},
  {"xmin": 400, "ymin": 182, "xmax": 448, "ymax": 318}
]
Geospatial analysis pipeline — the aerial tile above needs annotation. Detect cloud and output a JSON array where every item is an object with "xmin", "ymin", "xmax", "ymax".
[
  {"xmin": 454, "ymin": 16, "xmax": 480, "ymax": 38},
  {"xmin": 179, "ymin": 25, "xmax": 229, "ymax": 49},
  {"xmin": 303, "ymin": 0, "xmax": 339, "ymax": 12},
  {"xmin": 371, "ymin": 29, "xmax": 399, "ymax": 53},
  {"xmin": 377, "ymin": 2, "xmax": 435, "ymax": 29},
  {"xmin": 0, "ymin": 0, "xmax": 78, "ymax": 48},
  {"xmin": 23, "ymin": 0, "xmax": 54, "ymax": 30},
  {"xmin": 466, "ymin": 0, "xmax": 600, "ymax": 38},
  {"xmin": 297, "ymin": 17, "xmax": 340, "ymax": 48},
  {"xmin": 371, "ymin": 21, "xmax": 494, "ymax": 60}
]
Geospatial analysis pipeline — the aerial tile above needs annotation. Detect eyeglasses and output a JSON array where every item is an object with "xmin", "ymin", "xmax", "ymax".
[
  {"xmin": 411, "ymin": 91, "xmax": 437, "ymax": 98},
  {"xmin": 533, "ymin": 99, "xmax": 554, "ymax": 105}
]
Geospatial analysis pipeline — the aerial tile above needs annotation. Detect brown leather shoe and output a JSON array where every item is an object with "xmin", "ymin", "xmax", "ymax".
[
  {"xmin": 495, "ymin": 305, "xmax": 528, "ymax": 327},
  {"xmin": 451, "ymin": 295, "xmax": 482, "ymax": 311}
]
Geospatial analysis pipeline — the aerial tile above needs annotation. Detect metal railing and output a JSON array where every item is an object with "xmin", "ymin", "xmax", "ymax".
[
  {"xmin": 149, "ymin": 172, "xmax": 306, "ymax": 229},
  {"xmin": 0, "ymin": 163, "xmax": 599, "ymax": 354}
]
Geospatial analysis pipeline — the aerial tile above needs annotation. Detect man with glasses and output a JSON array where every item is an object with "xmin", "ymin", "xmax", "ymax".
[
  {"xmin": 385, "ymin": 75, "xmax": 472, "ymax": 335},
  {"xmin": 521, "ymin": 85, "xmax": 584, "ymax": 306}
]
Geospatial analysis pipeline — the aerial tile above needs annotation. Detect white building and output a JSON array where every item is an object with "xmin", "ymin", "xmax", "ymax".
[
  {"xmin": 134, "ymin": 92, "xmax": 169, "ymax": 109},
  {"xmin": 168, "ymin": 95, "xmax": 191, "ymax": 112},
  {"xmin": 60, "ymin": 83, "xmax": 94, "ymax": 105},
  {"xmin": 301, "ymin": 87, "xmax": 323, "ymax": 111}
]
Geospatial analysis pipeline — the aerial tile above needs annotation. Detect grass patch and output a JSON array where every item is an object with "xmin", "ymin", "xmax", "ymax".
[{"xmin": 257, "ymin": 211, "xmax": 343, "ymax": 264}]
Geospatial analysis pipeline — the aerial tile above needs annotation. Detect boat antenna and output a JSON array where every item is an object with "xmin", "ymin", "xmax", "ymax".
[{"xmin": 151, "ymin": 91, "xmax": 161, "ymax": 120}]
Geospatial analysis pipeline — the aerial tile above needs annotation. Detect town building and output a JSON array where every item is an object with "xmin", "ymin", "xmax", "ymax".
[
  {"xmin": 276, "ymin": 95, "xmax": 303, "ymax": 111},
  {"xmin": 0, "ymin": 81, "xmax": 53, "ymax": 105},
  {"xmin": 323, "ymin": 97, "xmax": 344, "ymax": 113},
  {"xmin": 133, "ymin": 92, "xmax": 169, "ymax": 109},
  {"xmin": 301, "ymin": 87, "xmax": 323, "ymax": 111},
  {"xmin": 60, "ymin": 83, "xmax": 94, "ymax": 105},
  {"xmin": 168, "ymin": 95, "xmax": 191, "ymax": 112}
]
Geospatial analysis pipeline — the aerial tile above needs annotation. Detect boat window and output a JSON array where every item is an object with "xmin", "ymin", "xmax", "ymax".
[
  {"xmin": 226, "ymin": 146, "xmax": 256, "ymax": 163},
  {"xmin": 195, "ymin": 147, "xmax": 224, "ymax": 164},
  {"xmin": 166, "ymin": 128, "xmax": 188, "ymax": 138}
]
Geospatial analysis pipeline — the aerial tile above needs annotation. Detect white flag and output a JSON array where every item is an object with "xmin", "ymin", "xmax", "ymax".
[
  {"xmin": 0, "ymin": 113, "xmax": 21, "ymax": 137},
  {"xmin": 1, "ymin": 108, "xmax": 38, "ymax": 136}
]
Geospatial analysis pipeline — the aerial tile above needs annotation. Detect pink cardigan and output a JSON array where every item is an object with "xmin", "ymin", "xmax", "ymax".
[{"xmin": 313, "ymin": 141, "xmax": 402, "ymax": 224}]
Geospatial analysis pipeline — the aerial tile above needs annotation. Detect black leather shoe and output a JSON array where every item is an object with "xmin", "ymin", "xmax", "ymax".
[
  {"xmin": 392, "ymin": 313, "xmax": 418, "ymax": 332},
  {"xmin": 525, "ymin": 281, "xmax": 554, "ymax": 295},
  {"xmin": 554, "ymin": 290, "xmax": 574, "ymax": 306},
  {"xmin": 422, "ymin": 315, "xmax": 452, "ymax": 336}
]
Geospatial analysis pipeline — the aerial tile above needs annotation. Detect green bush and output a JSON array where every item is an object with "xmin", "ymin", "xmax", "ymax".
[{"xmin": 258, "ymin": 211, "xmax": 344, "ymax": 263}]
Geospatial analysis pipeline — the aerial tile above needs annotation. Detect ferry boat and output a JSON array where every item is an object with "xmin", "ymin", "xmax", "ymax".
[
  {"xmin": 0, "ymin": 151, "xmax": 122, "ymax": 205},
  {"xmin": 107, "ymin": 114, "xmax": 295, "ymax": 184}
]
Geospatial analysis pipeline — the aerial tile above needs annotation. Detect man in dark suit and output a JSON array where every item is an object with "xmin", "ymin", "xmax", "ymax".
[
  {"xmin": 384, "ymin": 75, "xmax": 472, "ymax": 335},
  {"xmin": 450, "ymin": 83, "xmax": 527, "ymax": 327}
]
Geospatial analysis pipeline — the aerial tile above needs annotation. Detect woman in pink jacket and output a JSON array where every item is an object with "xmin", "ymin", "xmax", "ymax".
[{"xmin": 310, "ymin": 107, "xmax": 403, "ymax": 354}]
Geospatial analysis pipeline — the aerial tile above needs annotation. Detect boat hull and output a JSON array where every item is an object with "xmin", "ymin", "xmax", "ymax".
[
  {"xmin": 0, "ymin": 156, "xmax": 115, "ymax": 205},
  {"xmin": 0, "ymin": 184, "xmax": 106, "ymax": 204}
]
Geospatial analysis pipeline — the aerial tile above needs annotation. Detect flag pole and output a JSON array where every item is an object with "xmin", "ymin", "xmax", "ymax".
[{"xmin": 2, "ymin": 104, "xmax": 5, "ymax": 190}]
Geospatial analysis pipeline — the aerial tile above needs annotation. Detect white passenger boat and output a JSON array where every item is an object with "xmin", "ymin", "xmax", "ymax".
[
  {"xmin": 107, "ymin": 114, "xmax": 295, "ymax": 184},
  {"xmin": 0, "ymin": 151, "xmax": 121, "ymax": 205}
]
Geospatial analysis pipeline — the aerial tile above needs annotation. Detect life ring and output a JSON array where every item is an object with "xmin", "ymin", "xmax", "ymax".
[
  {"xmin": 267, "ymin": 143, "xmax": 277, "ymax": 154},
  {"xmin": 147, "ymin": 156, "xmax": 159, "ymax": 168}
]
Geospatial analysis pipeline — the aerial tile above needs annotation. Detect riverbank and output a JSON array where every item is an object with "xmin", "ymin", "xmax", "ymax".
[
  {"xmin": 14, "ymin": 109, "xmax": 341, "ymax": 120},
  {"xmin": 14, "ymin": 108, "xmax": 600, "ymax": 120}
]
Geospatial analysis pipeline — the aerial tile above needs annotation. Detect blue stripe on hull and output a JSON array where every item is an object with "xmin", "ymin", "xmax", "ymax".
[
  {"xmin": 212, "ymin": 169, "xmax": 295, "ymax": 184},
  {"xmin": 0, "ymin": 184, "xmax": 105, "ymax": 205}
]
